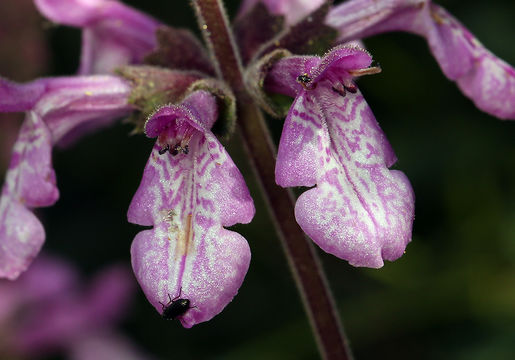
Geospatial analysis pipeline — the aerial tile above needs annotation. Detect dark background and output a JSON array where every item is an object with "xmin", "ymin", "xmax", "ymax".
[{"xmin": 1, "ymin": 0, "xmax": 515, "ymax": 359}]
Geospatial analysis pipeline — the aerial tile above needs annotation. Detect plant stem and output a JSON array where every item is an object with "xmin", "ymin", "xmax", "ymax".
[{"xmin": 192, "ymin": 1, "xmax": 353, "ymax": 359}]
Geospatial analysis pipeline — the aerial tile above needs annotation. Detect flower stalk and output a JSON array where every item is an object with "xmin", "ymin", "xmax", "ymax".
[{"xmin": 192, "ymin": 0, "xmax": 352, "ymax": 358}]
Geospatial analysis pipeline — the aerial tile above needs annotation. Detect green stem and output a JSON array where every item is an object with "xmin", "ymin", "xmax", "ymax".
[{"xmin": 192, "ymin": 1, "xmax": 353, "ymax": 359}]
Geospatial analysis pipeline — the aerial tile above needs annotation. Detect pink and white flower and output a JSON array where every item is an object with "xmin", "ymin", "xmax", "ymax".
[
  {"xmin": 266, "ymin": 46, "xmax": 415, "ymax": 267},
  {"xmin": 128, "ymin": 90, "xmax": 255, "ymax": 327}
]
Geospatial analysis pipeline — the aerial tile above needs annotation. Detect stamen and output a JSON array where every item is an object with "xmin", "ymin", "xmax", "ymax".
[
  {"xmin": 170, "ymin": 144, "xmax": 181, "ymax": 156},
  {"xmin": 169, "ymin": 143, "xmax": 190, "ymax": 156},
  {"xmin": 163, "ymin": 123, "xmax": 196, "ymax": 156},
  {"xmin": 332, "ymin": 83, "xmax": 346, "ymax": 97},
  {"xmin": 158, "ymin": 144, "xmax": 170, "ymax": 155},
  {"xmin": 348, "ymin": 66, "xmax": 382, "ymax": 77},
  {"xmin": 343, "ymin": 81, "xmax": 358, "ymax": 94}
]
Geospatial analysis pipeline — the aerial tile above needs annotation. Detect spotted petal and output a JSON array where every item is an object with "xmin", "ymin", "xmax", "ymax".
[
  {"xmin": 128, "ymin": 91, "xmax": 254, "ymax": 327},
  {"xmin": 327, "ymin": 0, "xmax": 515, "ymax": 120},
  {"xmin": 270, "ymin": 47, "xmax": 415, "ymax": 267},
  {"xmin": 35, "ymin": 0, "xmax": 160, "ymax": 74}
]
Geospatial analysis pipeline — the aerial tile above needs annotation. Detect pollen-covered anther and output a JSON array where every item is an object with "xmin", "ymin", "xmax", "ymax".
[{"xmin": 170, "ymin": 141, "xmax": 190, "ymax": 156}]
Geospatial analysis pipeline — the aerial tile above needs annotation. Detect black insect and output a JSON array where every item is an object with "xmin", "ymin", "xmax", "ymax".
[
  {"xmin": 159, "ymin": 289, "xmax": 194, "ymax": 320},
  {"xmin": 296, "ymin": 73, "xmax": 315, "ymax": 90},
  {"xmin": 297, "ymin": 73, "xmax": 312, "ymax": 84}
]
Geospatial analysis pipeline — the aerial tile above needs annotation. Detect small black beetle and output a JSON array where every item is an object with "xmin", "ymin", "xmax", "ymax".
[
  {"xmin": 159, "ymin": 289, "xmax": 193, "ymax": 320},
  {"xmin": 297, "ymin": 73, "xmax": 312, "ymax": 84}
]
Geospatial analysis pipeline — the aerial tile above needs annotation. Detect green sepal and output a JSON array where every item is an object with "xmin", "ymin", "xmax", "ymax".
[
  {"xmin": 245, "ymin": 48, "xmax": 293, "ymax": 118},
  {"xmin": 116, "ymin": 65, "xmax": 203, "ymax": 134}
]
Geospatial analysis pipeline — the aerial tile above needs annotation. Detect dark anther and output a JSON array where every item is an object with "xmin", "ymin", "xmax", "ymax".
[
  {"xmin": 158, "ymin": 144, "xmax": 170, "ymax": 155},
  {"xmin": 344, "ymin": 83, "xmax": 358, "ymax": 94},
  {"xmin": 183, "ymin": 145, "xmax": 189, "ymax": 155},
  {"xmin": 170, "ymin": 144, "xmax": 181, "ymax": 156},
  {"xmin": 332, "ymin": 86, "xmax": 345, "ymax": 96},
  {"xmin": 332, "ymin": 84, "xmax": 346, "ymax": 97}
]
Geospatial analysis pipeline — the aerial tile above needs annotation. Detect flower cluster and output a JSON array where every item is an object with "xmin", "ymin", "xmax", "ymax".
[{"xmin": 1, "ymin": 0, "xmax": 513, "ymax": 329}]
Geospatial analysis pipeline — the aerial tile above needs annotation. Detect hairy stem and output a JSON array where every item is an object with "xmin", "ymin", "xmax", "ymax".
[{"xmin": 192, "ymin": 1, "xmax": 353, "ymax": 359}]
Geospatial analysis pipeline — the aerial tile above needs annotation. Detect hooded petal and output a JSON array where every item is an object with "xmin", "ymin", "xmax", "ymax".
[
  {"xmin": 270, "ymin": 47, "xmax": 415, "ymax": 267},
  {"xmin": 35, "ymin": 0, "xmax": 160, "ymax": 74},
  {"xmin": 128, "ymin": 91, "xmax": 254, "ymax": 327},
  {"xmin": 327, "ymin": 0, "xmax": 515, "ymax": 119},
  {"xmin": 238, "ymin": 0, "xmax": 325, "ymax": 25}
]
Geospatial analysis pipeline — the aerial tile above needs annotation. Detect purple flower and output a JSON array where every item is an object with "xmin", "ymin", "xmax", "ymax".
[
  {"xmin": 0, "ymin": 256, "xmax": 135, "ymax": 358},
  {"xmin": 128, "ymin": 90, "xmax": 255, "ymax": 327},
  {"xmin": 0, "ymin": 76, "xmax": 132, "ymax": 280},
  {"xmin": 238, "ymin": 0, "xmax": 325, "ymax": 24},
  {"xmin": 326, "ymin": 0, "xmax": 515, "ymax": 120},
  {"xmin": 266, "ymin": 46, "xmax": 415, "ymax": 267},
  {"xmin": 34, "ymin": 0, "xmax": 160, "ymax": 74}
]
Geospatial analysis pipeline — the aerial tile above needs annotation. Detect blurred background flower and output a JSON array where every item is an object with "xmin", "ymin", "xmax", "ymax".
[
  {"xmin": 0, "ymin": 255, "xmax": 149, "ymax": 360},
  {"xmin": 0, "ymin": 0, "xmax": 514, "ymax": 359}
]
